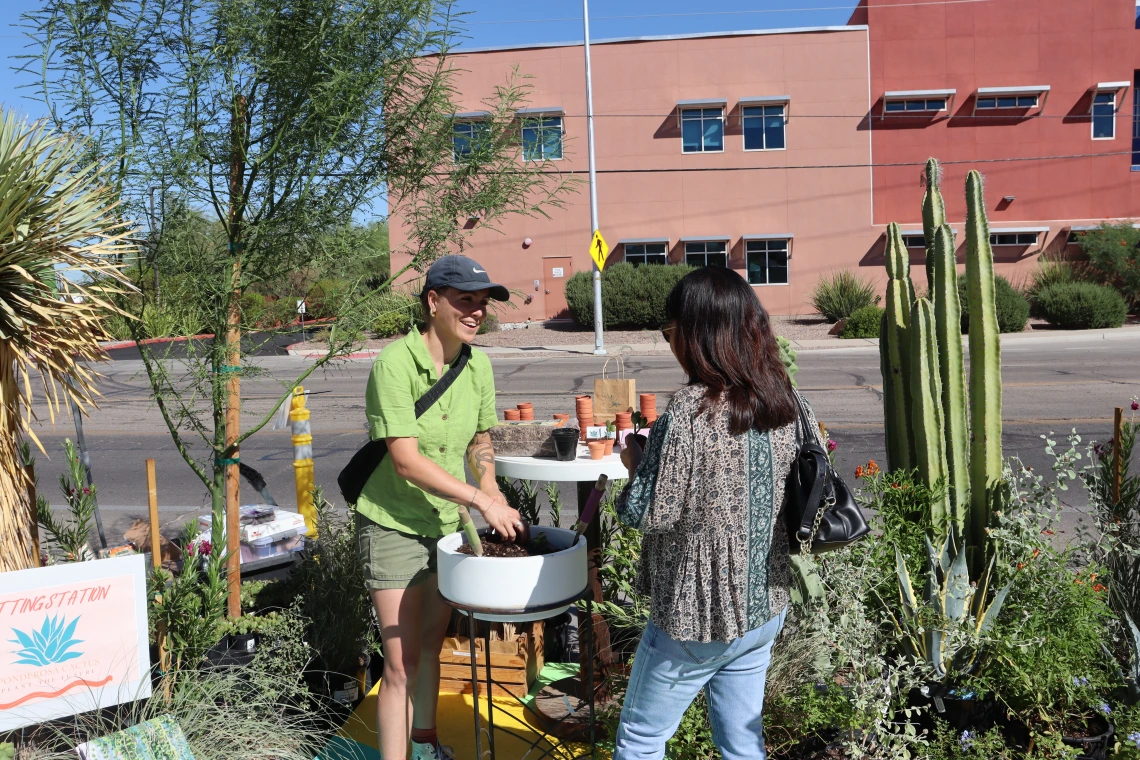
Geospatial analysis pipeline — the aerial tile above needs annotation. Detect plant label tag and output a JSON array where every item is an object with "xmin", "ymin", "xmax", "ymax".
[{"xmin": 586, "ymin": 426, "xmax": 608, "ymax": 440}]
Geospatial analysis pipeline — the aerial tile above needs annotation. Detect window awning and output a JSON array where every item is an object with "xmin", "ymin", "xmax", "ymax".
[
  {"xmin": 1096, "ymin": 81, "xmax": 1131, "ymax": 92},
  {"xmin": 619, "ymin": 238, "xmax": 670, "ymax": 246},
  {"xmin": 991, "ymin": 226, "xmax": 1049, "ymax": 234},
  {"xmin": 676, "ymin": 98, "xmax": 728, "ymax": 109},
  {"xmin": 884, "ymin": 88, "xmax": 957, "ymax": 99},
  {"xmin": 680, "ymin": 235, "xmax": 731, "ymax": 242},
  {"xmin": 977, "ymin": 85, "xmax": 1050, "ymax": 96},
  {"xmin": 454, "ymin": 110, "xmax": 492, "ymax": 120},
  {"xmin": 739, "ymin": 96, "xmax": 791, "ymax": 106},
  {"xmin": 516, "ymin": 106, "xmax": 565, "ymax": 116},
  {"xmin": 742, "ymin": 233, "xmax": 794, "ymax": 240},
  {"xmin": 881, "ymin": 89, "xmax": 956, "ymax": 118}
]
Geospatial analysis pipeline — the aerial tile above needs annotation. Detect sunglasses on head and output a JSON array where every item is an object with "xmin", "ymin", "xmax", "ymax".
[{"xmin": 661, "ymin": 324, "xmax": 676, "ymax": 342}]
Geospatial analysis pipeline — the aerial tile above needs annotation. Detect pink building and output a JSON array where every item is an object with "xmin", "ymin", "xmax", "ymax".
[
  {"xmin": 390, "ymin": 0, "xmax": 1140, "ymax": 318},
  {"xmin": 390, "ymin": 26, "xmax": 876, "ymax": 319}
]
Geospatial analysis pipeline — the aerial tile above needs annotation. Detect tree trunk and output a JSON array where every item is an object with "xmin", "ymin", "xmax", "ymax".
[{"xmin": 0, "ymin": 343, "xmax": 39, "ymax": 571}]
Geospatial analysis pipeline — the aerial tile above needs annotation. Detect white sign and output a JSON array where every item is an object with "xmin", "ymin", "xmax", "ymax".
[
  {"xmin": 296, "ymin": 299, "xmax": 307, "ymax": 315},
  {"xmin": 0, "ymin": 555, "xmax": 151, "ymax": 731},
  {"xmin": 552, "ymin": 268, "xmax": 565, "ymax": 278}
]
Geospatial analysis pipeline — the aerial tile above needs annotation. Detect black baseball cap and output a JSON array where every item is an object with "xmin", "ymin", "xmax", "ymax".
[{"xmin": 418, "ymin": 255, "xmax": 510, "ymax": 302}]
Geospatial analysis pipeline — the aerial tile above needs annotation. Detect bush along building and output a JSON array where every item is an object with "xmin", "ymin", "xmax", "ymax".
[{"xmin": 389, "ymin": 0, "xmax": 1140, "ymax": 319}]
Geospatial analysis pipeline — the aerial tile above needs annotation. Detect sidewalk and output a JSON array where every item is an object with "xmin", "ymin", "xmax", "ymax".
[{"xmin": 284, "ymin": 324, "xmax": 1140, "ymax": 360}]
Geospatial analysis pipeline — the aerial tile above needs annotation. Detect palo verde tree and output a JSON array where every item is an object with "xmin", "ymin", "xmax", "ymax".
[{"xmin": 22, "ymin": 0, "xmax": 574, "ymax": 611}]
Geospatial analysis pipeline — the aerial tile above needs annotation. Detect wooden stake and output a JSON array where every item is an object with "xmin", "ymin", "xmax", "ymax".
[
  {"xmin": 819, "ymin": 422, "xmax": 827, "ymax": 440},
  {"xmin": 1114, "ymin": 407, "xmax": 1124, "ymax": 505},
  {"xmin": 146, "ymin": 458, "xmax": 169, "ymax": 676}
]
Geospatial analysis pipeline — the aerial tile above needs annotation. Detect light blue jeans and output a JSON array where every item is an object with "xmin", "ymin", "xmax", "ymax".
[{"xmin": 613, "ymin": 607, "xmax": 788, "ymax": 760}]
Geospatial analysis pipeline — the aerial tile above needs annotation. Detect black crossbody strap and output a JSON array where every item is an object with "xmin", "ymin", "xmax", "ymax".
[{"xmin": 414, "ymin": 343, "xmax": 472, "ymax": 419}]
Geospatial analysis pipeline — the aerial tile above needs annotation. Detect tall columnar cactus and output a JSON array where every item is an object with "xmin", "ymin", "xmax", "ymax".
[
  {"xmin": 881, "ymin": 222, "xmax": 915, "ymax": 471},
  {"xmin": 929, "ymin": 222, "xmax": 970, "ymax": 532},
  {"xmin": 922, "ymin": 158, "xmax": 948, "ymax": 287},
  {"xmin": 964, "ymin": 170, "xmax": 1003, "ymax": 555},
  {"xmin": 908, "ymin": 296, "xmax": 951, "ymax": 528}
]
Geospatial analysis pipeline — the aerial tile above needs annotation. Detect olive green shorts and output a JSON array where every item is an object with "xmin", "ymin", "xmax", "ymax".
[{"xmin": 355, "ymin": 513, "xmax": 440, "ymax": 590}]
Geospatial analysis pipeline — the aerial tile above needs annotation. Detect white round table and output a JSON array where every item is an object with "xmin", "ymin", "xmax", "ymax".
[{"xmin": 494, "ymin": 444, "xmax": 629, "ymax": 482}]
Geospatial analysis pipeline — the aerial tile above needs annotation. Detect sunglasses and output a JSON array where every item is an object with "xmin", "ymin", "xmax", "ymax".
[{"xmin": 661, "ymin": 324, "xmax": 676, "ymax": 342}]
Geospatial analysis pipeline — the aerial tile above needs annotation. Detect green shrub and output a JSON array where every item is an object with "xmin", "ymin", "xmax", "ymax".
[
  {"xmin": 810, "ymin": 269, "xmax": 878, "ymax": 323},
  {"xmin": 478, "ymin": 313, "xmax": 499, "ymax": 334},
  {"xmin": 1073, "ymin": 221, "xmax": 1140, "ymax": 307},
  {"xmin": 564, "ymin": 262, "xmax": 695, "ymax": 329},
  {"xmin": 1036, "ymin": 282, "xmax": 1128, "ymax": 330},
  {"xmin": 371, "ymin": 290, "xmax": 420, "ymax": 338},
  {"xmin": 838, "ymin": 304, "xmax": 883, "ymax": 339},
  {"xmin": 777, "ymin": 335, "xmax": 798, "ymax": 386},
  {"xmin": 957, "ymin": 274, "xmax": 1030, "ymax": 334}
]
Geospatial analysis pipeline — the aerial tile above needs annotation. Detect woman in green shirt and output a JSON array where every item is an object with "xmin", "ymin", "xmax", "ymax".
[{"xmin": 357, "ymin": 255, "xmax": 522, "ymax": 760}]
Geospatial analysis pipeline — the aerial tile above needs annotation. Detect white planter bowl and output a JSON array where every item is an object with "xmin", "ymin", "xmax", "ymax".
[{"xmin": 437, "ymin": 526, "xmax": 587, "ymax": 622}]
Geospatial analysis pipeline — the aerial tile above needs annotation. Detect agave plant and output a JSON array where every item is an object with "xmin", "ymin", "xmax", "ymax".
[
  {"xmin": 1119, "ymin": 606, "xmax": 1140, "ymax": 703},
  {"xmin": 890, "ymin": 532, "xmax": 1013, "ymax": 680},
  {"xmin": 0, "ymin": 110, "xmax": 132, "ymax": 571},
  {"xmin": 9, "ymin": 614, "xmax": 84, "ymax": 666}
]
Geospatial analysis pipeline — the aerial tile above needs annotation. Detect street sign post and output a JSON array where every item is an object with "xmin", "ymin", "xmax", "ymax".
[{"xmin": 583, "ymin": 0, "xmax": 605, "ymax": 355}]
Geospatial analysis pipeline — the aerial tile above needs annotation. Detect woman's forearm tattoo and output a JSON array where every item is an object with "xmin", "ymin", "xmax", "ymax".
[{"xmin": 467, "ymin": 431, "xmax": 495, "ymax": 482}]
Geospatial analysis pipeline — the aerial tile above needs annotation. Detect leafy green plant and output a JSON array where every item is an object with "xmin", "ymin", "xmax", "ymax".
[
  {"xmin": 565, "ymin": 262, "xmax": 696, "ymax": 329},
  {"xmin": 838, "ymin": 304, "xmax": 884, "ymax": 339},
  {"xmin": 478, "ymin": 313, "xmax": 500, "ymax": 334},
  {"xmin": 36, "ymin": 439, "xmax": 98, "ymax": 563},
  {"xmin": 777, "ymin": 335, "xmax": 799, "ymax": 386},
  {"xmin": 543, "ymin": 482, "xmax": 563, "ymax": 528},
  {"xmin": 0, "ymin": 742, "xmax": 12, "ymax": 760},
  {"xmin": 150, "ymin": 542, "xmax": 227, "ymax": 673},
  {"xmin": 289, "ymin": 492, "xmax": 378, "ymax": 675},
  {"xmin": 496, "ymin": 477, "xmax": 541, "ymax": 525},
  {"xmin": 810, "ymin": 269, "xmax": 878, "ymax": 323},
  {"xmin": 1036, "ymin": 281, "xmax": 1128, "ymax": 330},
  {"xmin": 1026, "ymin": 256, "xmax": 1091, "ymax": 306},
  {"xmin": 1072, "ymin": 221, "xmax": 1140, "ymax": 307},
  {"xmin": 957, "ymin": 274, "xmax": 1030, "ymax": 334}
]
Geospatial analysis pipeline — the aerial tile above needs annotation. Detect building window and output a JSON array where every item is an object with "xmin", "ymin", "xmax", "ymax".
[
  {"xmin": 624, "ymin": 243, "xmax": 668, "ymax": 266},
  {"xmin": 902, "ymin": 235, "xmax": 926, "ymax": 249},
  {"xmin": 522, "ymin": 116, "xmax": 563, "ymax": 160},
  {"xmin": 681, "ymin": 108, "xmax": 724, "ymax": 153},
  {"xmin": 884, "ymin": 98, "xmax": 947, "ymax": 113},
  {"xmin": 1132, "ymin": 73, "xmax": 1140, "ymax": 166},
  {"xmin": 990, "ymin": 232, "xmax": 1038, "ymax": 246},
  {"xmin": 743, "ymin": 106, "xmax": 786, "ymax": 150},
  {"xmin": 1093, "ymin": 93, "xmax": 1116, "ymax": 139},
  {"xmin": 453, "ymin": 121, "xmax": 489, "ymax": 160},
  {"xmin": 976, "ymin": 94, "xmax": 1038, "ymax": 109},
  {"xmin": 746, "ymin": 240, "xmax": 789, "ymax": 285},
  {"xmin": 684, "ymin": 241, "xmax": 728, "ymax": 267}
]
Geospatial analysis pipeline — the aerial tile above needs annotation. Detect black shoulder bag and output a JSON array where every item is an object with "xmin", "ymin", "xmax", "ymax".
[
  {"xmin": 337, "ymin": 344, "xmax": 472, "ymax": 504},
  {"xmin": 785, "ymin": 392, "xmax": 870, "ymax": 554}
]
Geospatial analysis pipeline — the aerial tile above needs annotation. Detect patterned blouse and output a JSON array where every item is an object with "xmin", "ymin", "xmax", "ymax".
[{"xmin": 616, "ymin": 384, "xmax": 815, "ymax": 644}]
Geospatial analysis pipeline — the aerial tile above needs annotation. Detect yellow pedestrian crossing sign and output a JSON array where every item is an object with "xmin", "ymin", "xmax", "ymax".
[{"xmin": 589, "ymin": 229, "xmax": 610, "ymax": 271}]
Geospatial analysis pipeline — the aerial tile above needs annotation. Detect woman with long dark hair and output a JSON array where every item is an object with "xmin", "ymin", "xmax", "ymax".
[{"xmin": 613, "ymin": 266, "xmax": 814, "ymax": 760}]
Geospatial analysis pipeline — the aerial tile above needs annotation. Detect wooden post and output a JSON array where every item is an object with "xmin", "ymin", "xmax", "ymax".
[
  {"xmin": 146, "ymin": 458, "xmax": 169, "ymax": 676},
  {"xmin": 1114, "ymin": 407, "xmax": 1124, "ymax": 505},
  {"xmin": 225, "ymin": 95, "xmax": 248, "ymax": 619}
]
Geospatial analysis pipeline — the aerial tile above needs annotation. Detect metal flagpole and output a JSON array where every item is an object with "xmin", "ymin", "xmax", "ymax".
[{"xmin": 583, "ymin": 0, "xmax": 605, "ymax": 356}]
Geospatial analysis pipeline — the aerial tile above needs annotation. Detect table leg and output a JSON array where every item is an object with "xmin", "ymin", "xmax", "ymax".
[
  {"xmin": 469, "ymin": 624, "xmax": 483, "ymax": 760},
  {"xmin": 484, "ymin": 624, "xmax": 496, "ymax": 760},
  {"xmin": 576, "ymin": 481, "xmax": 611, "ymax": 700}
]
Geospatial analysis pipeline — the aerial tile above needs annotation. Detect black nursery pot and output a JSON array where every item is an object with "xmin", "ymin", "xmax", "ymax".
[
  {"xmin": 1062, "ymin": 717, "xmax": 1115, "ymax": 760},
  {"xmin": 907, "ymin": 684, "xmax": 997, "ymax": 733},
  {"xmin": 552, "ymin": 428, "xmax": 579, "ymax": 461}
]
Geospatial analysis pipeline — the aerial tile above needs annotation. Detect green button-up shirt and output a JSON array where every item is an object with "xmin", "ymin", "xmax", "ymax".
[{"xmin": 357, "ymin": 330, "xmax": 498, "ymax": 537}]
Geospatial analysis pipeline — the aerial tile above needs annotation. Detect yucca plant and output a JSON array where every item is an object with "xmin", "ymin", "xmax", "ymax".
[
  {"xmin": 889, "ymin": 532, "xmax": 1013, "ymax": 681},
  {"xmin": 0, "ymin": 110, "xmax": 131, "ymax": 571}
]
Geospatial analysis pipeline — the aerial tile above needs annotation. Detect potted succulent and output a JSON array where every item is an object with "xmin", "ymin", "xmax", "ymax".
[{"xmin": 604, "ymin": 420, "xmax": 617, "ymax": 456}]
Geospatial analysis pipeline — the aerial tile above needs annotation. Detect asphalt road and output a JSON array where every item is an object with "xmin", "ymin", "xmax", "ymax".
[{"xmin": 30, "ymin": 335, "xmax": 1139, "ymax": 545}]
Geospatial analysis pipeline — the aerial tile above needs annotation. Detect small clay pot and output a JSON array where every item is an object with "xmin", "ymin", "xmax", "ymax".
[
  {"xmin": 519, "ymin": 409, "xmax": 535, "ymax": 420},
  {"xmin": 587, "ymin": 441, "xmax": 605, "ymax": 460},
  {"xmin": 603, "ymin": 438, "xmax": 614, "ymax": 456},
  {"xmin": 517, "ymin": 402, "xmax": 533, "ymax": 410},
  {"xmin": 504, "ymin": 409, "xmax": 520, "ymax": 421},
  {"xmin": 553, "ymin": 413, "xmax": 570, "ymax": 420}
]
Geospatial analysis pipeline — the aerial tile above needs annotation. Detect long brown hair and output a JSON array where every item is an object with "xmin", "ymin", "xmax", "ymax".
[{"xmin": 664, "ymin": 267, "xmax": 797, "ymax": 434}]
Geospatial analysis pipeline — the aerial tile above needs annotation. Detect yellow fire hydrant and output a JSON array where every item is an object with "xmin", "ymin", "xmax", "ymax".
[{"xmin": 290, "ymin": 386, "xmax": 318, "ymax": 537}]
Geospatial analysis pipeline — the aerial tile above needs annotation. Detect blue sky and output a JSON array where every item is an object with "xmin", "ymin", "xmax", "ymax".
[{"xmin": 0, "ymin": 1, "xmax": 859, "ymax": 122}]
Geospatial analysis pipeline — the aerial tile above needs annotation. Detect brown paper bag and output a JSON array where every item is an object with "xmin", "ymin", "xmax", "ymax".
[{"xmin": 593, "ymin": 357, "xmax": 636, "ymax": 424}]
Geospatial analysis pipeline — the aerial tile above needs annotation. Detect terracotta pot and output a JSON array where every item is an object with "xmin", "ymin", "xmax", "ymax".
[
  {"xmin": 517, "ymin": 402, "xmax": 533, "ymax": 410},
  {"xmin": 504, "ymin": 409, "xmax": 520, "ymax": 421},
  {"xmin": 603, "ymin": 439, "xmax": 614, "ymax": 456},
  {"xmin": 553, "ymin": 413, "xmax": 570, "ymax": 420},
  {"xmin": 520, "ymin": 409, "xmax": 535, "ymax": 420},
  {"xmin": 587, "ymin": 441, "xmax": 605, "ymax": 460}
]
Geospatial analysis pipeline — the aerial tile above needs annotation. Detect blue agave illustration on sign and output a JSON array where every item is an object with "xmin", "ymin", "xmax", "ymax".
[{"xmin": 10, "ymin": 615, "xmax": 84, "ymax": 666}]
